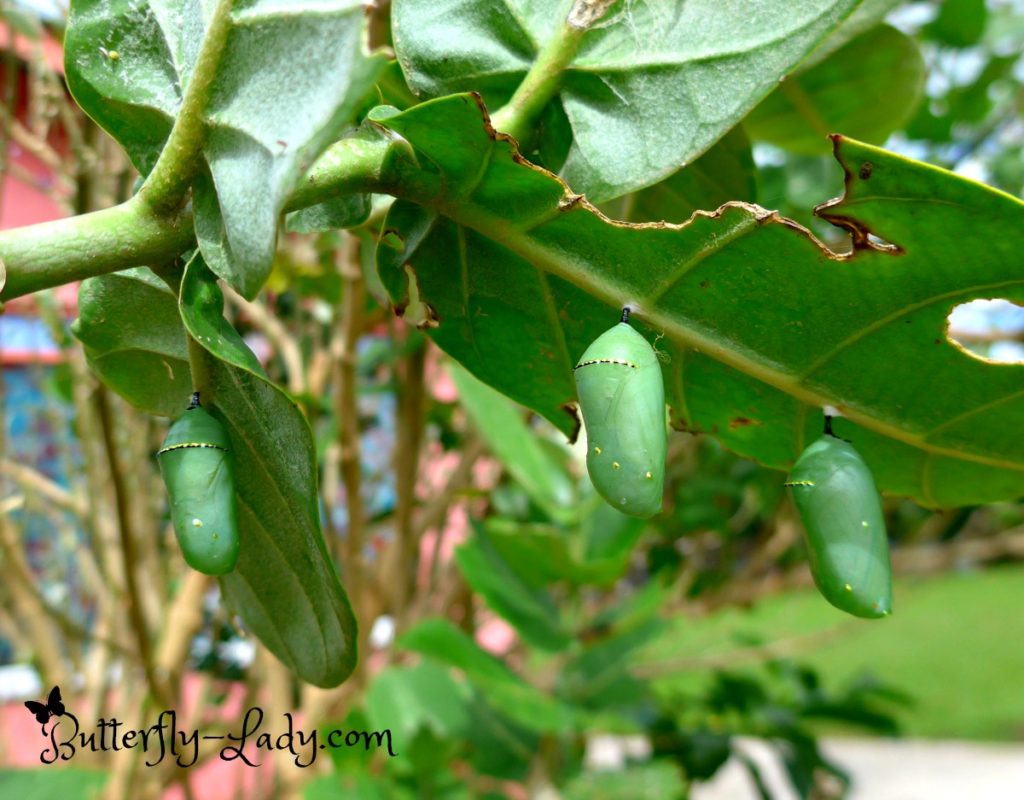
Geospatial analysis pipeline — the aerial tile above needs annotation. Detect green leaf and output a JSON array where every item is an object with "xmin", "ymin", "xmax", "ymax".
[
  {"xmin": 448, "ymin": 360, "xmax": 575, "ymax": 518},
  {"xmin": 744, "ymin": 25, "xmax": 926, "ymax": 155},
  {"xmin": 801, "ymin": 0, "xmax": 905, "ymax": 66},
  {"xmin": 392, "ymin": 0, "xmax": 860, "ymax": 200},
  {"xmin": 481, "ymin": 508, "xmax": 641, "ymax": 588},
  {"xmin": 0, "ymin": 769, "xmax": 107, "ymax": 800},
  {"xmin": 906, "ymin": 53, "xmax": 1017, "ymax": 145},
  {"xmin": 454, "ymin": 522, "xmax": 571, "ymax": 651},
  {"xmin": 601, "ymin": 128, "xmax": 757, "ymax": 223},
  {"xmin": 71, "ymin": 268, "xmax": 191, "ymax": 417},
  {"xmin": 365, "ymin": 661, "xmax": 472, "ymax": 743},
  {"xmin": 179, "ymin": 254, "xmax": 357, "ymax": 687},
  {"xmin": 375, "ymin": 94, "xmax": 1024, "ymax": 507},
  {"xmin": 560, "ymin": 618, "xmax": 665, "ymax": 709},
  {"xmin": 399, "ymin": 618, "xmax": 578, "ymax": 733},
  {"xmin": 923, "ymin": 0, "xmax": 988, "ymax": 47},
  {"xmin": 63, "ymin": 0, "xmax": 185, "ymax": 176},
  {"xmin": 481, "ymin": 519, "xmax": 578, "ymax": 588},
  {"xmin": 285, "ymin": 194, "xmax": 371, "ymax": 234},
  {"xmin": 65, "ymin": 0, "xmax": 385, "ymax": 298},
  {"xmin": 578, "ymin": 493, "xmax": 646, "ymax": 570}
]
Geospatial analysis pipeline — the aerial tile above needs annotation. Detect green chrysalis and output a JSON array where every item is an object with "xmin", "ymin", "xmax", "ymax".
[
  {"xmin": 574, "ymin": 309, "xmax": 666, "ymax": 518},
  {"xmin": 786, "ymin": 418, "xmax": 893, "ymax": 619},
  {"xmin": 157, "ymin": 392, "xmax": 240, "ymax": 575}
]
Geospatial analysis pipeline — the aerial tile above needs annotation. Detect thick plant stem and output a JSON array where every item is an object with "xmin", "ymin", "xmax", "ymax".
[
  {"xmin": 139, "ymin": 0, "xmax": 234, "ymax": 213},
  {"xmin": 0, "ymin": 196, "xmax": 194, "ymax": 299},
  {"xmin": 490, "ymin": 8, "xmax": 591, "ymax": 143},
  {"xmin": 0, "ymin": 134, "xmax": 399, "ymax": 302}
]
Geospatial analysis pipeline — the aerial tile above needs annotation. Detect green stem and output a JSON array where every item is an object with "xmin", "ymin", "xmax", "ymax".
[
  {"xmin": 0, "ymin": 134, "xmax": 402, "ymax": 302},
  {"xmin": 490, "ymin": 12, "xmax": 589, "ymax": 143},
  {"xmin": 0, "ymin": 195, "xmax": 194, "ymax": 299},
  {"xmin": 138, "ymin": 0, "xmax": 234, "ymax": 213},
  {"xmin": 186, "ymin": 335, "xmax": 213, "ymax": 399}
]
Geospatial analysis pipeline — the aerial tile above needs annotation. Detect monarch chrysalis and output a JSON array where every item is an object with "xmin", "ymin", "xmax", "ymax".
[
  {"xmin": 157, "ymin": 392, "xmax": 240, "ymax": 575},
  {"xmin": 786, "ymin": 418, "xmax": 893, "ymax": 619},
  {"xmin": 574, "ymin": 309, "xmax": 666, "ymax": 518}
]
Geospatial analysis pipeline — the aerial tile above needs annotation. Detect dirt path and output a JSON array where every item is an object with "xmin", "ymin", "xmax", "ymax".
[{"xmin": 692, "ymin": 737, "xmax": 1024, "ymax": 799}]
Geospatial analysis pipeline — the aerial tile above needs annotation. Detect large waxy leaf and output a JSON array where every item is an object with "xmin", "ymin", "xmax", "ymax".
[
  {"xmin": 179, "ymin": 255, "xmax": 357, "ymax": 686},
  {"xmin": 745, "ymin": 24, "xmax": 926, "ymax": 155},
  {"xmin": 72, "ymin": 268, "xmax": 191, "ymax": 417},
  {"xmin": 375, "ymin": 94, "xmax": 1024, "ymax": 507},
  {"xmin": 392, "ymin": 0, "xmax": 860, "ymax": 200},
  {"xmin": 64, "ymin": 0, "xmax": 384, "ymax": 298}
]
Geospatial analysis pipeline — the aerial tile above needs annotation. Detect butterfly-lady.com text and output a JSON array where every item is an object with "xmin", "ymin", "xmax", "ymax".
[{"xmin": 36, "ymin": 707, "xmax": 396, "ymax": 768}]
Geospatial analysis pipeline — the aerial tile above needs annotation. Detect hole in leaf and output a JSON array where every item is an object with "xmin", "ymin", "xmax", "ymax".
[{"xmin": 946, "ymin": 299, "xmax": 1024, "ymax": 363}]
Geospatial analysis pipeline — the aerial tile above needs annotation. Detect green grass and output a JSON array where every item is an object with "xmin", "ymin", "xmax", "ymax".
[{"xmin": 644, "ymin": 564, "xmax": 1024, "ymax": 741}]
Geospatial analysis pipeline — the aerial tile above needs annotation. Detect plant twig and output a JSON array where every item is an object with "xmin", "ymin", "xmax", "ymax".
[
  {"xmin": 333, "ymin": 234, "xmax": 367, "ymax": 590},
  {"xmin": 390, "ymin": 337, "xmax": 427, "ymax": 624},
  {"xmin": 154, "ymin": 570, "xmax": 211, "ymax": 683},
  {"xmin": 0, "ymin": 133, "xmax": 399, "ymax": 301},
  {"xmin": 0, "ymin": 512, "xmax": 72, "ymax": 686},
  {"xmin": 490, "ymin": 0, "xmax": 609, "ymax": 142},
  {"xmin": 0, "ymin": 458, "xmax": 89, "ymax": 517},
  {"xmin": 139, "ymin": 0, "xmax": 234, "ymax": 213},
  {"xmin": 223, "ymin": 286, "xmax": 307, "ymax": 395},
  {"xmin": 422, "ymin": 436, "xmax": 486, "ymax": 594},
  {"xmin": 94, "ymin": 386, "xmax": 169, "ymax": 707}
]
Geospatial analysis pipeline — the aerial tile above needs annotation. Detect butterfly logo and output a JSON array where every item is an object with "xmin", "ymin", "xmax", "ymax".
[{"xmin": 24, "ymin": 685, "xmax": 65, "ymax": 725}]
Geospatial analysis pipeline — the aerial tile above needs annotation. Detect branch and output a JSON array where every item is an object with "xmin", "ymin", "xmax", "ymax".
[
  {"xmin": 0, "ymin": 458, "xmax": 89, "ymax": 517},
  {"xmin": 223, "ymin": 286, "xmax": 307, "ymax": 395},
  {"xmin": 489, "ymin": 0, "xmax": 612, "ymax": 143},
  {"xmin": 0, "ymin": 133, "xmax": 400, "ymax": 301},
  {"xmin": 389, "ymin": 336, "xmax": 427, "ymax": 623},
  {"xmin": 138, "ymin": 0, "xmax": 234, "ymax": 213},
  {"xmin": 0, "ymin": 196, "xmax": 194, "ymax": 299},
  {"xmin": 333, "ymin": 235, "xmax": 367, "ymax": 585},
  {"xmin": 94, "ymin": 387, "xmax": 169, "ymax": 706}
]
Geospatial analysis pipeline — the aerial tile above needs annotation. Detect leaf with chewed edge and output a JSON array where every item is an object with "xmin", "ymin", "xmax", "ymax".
[{"xmin": 373, "ymin": 94, "xmax": 1024, "ymax": 507}]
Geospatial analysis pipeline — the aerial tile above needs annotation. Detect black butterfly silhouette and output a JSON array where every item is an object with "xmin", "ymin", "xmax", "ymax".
[{"xmin": 24, "ymin": 685, "xmax": 65, "ymax": 725}]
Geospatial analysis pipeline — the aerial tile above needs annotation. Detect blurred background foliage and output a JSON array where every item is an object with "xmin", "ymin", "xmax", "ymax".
[{"xmin": 1, "ymin": 1, "xmax": 1023, "ymax": 799}]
